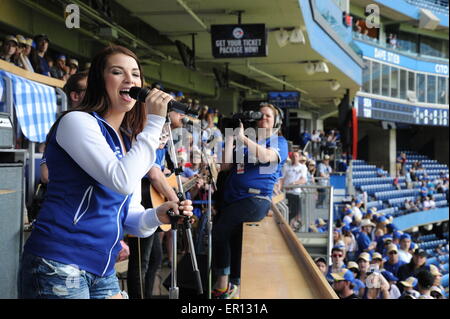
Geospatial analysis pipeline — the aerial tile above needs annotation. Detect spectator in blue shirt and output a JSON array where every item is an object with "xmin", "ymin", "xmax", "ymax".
[
  {"xmin": 30, "ymin": 34, "xmax": 51, "ymax": 76},
  {"xmin": 356, "ymin": 219, "xmax": 377, "ymax": 255},
  {"xmin": 383, "ymin": 244, "xmax": 406, "ymax": 277}
]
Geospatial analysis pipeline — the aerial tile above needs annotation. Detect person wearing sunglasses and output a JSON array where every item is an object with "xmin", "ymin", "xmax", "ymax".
[
  {"xmin": 326, "ymin": 245, "xmax": 347, "ymax": 282},
  {"xmin": 383, "ymin": 244, "xmax": 406, "ymax": 278}
]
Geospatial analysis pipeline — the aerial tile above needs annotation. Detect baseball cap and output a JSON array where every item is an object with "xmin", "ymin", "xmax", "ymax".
[
  {"xmin": 332, "ymin": 242, "xmax": 345, "ymax": 252},
  {"xmin": 34, "ymin": 34, "xmax": 49, "ymax": 43},
  {"xmin": 25, "ymin": 37, "xmax": 33, "ymax": 46},
  {"xmin": 377, "ymin": 216, "xmax": 388, "ymax": 224},
  {"xmin": 429, "ymin": 264, "xmax": 442, "ymax": 276},
  {"xmin": 383, "ymin": 236, "xmax": 393, "ymax": 243},
  {"xmin": 430, "ymin": 286, "xmax": 443, "ymax": 296},
  {"xmin": 400, "ymin": 276, "xmax": 417, "ymax": 288},
  {"xmin": 331, "ymin": 269, "xmax": 355, "ymax": 284},
  {"xmin": 357, "ymin": 252, "xmax": 371, "ymax": 262},
  {"xmin": 400, "ymin": 233, "xmax": 411, "ymax": 241},
  {"xmin": 372, "ymin": 252, "xmax": 383, "ymax": 260},
  {"xmin": 382, "ymin": 270, "xmax": 399, "ymax": 282},
  {"xmin": 316, "ymin": 218, "xmax": 326, "ymax": 226},
  {"xmin": 393, "ymin": 231, "xmax": 403, "ymax": 239},
  {"xmin": 361, "ymin": 219, "xmax": 376, "ymax": 228},
  {"xmin": 4, "ymin": 35, "xmax": 18, "ymax": 45},
  {"xmin": 347, "ymin": 261, "xmax": 359, "ymax": 270},
  {"xmin": 16, "ymin": 34, "xmax": 27, "ymax": 45},
  {"xmin": 68, "ymin": 58, "xmax": 79, "ymax": 68},
  {"xmin": 387, "ymin": 244, "xmax": 398, "ymax": 253},
  {"xmin": 414, "ymin": 248, "xmax": 427, "ymax": 258},
  {"xmin": 314, "ymin": 256, "xmax": 326, "ymax": 264}
]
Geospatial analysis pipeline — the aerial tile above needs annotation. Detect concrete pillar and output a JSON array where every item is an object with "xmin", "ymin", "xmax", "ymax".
[{"xmin": 388, "ymin": 128, "xmax": 397, "ymax": 177}]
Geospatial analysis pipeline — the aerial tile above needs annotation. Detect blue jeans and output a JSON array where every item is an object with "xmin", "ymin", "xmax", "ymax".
[
  {"xmin": 213, "ymin": 197, "xmax": 271, "ymax": 285},
  {"xmin": 19, "ymin": 252, "xmax": 124, "ymax": 299}
]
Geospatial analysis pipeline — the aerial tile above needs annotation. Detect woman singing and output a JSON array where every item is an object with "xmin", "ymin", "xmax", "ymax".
[{"xmin": 19, "ymin": 45, "xmax": 192, "ymax": 299}]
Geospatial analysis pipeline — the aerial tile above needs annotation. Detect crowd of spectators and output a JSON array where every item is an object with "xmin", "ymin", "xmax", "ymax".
[
  {"xmin": 1, "ymin": 34, "xmax": 84, "ymax": 79},
  {"xmin": 300, "ymin": 129, "xmax": 341, "ymax": 161},
  {"xmin": 313, "ymin": 199, "xmax": 449, "ymax": 299}
]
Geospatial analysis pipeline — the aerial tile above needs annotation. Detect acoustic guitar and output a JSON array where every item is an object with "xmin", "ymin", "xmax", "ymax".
[{"xmin": 150, "ymin": 174, "xmax": 202, "ymax": 231}]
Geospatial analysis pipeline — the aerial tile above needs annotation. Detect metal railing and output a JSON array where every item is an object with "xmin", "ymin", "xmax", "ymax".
[
  {"xmin": 282, "ymin": 184, "xmax": 334, "ymax": 265},
  {"xmin": 0, "ymin": 70, "xmax": 67, "ymax": 206}
]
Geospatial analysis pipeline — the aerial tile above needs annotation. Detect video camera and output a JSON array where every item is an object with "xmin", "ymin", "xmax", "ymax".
[{"xmin": 221, "ymin": 111, "xmax": 263, "ymax": 130}]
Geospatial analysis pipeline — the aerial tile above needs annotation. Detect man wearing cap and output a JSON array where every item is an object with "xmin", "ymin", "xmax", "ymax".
[
  {"xmin": 0, "ymin": 35, "xmax": 18, "ymax": 63},
  {"xmin": 31, "ymin": 34, "xmax": 51, "ymax": 76},
  {"xmin": 370, "ymin": 252, "xmax": 384, "ymax": 270},
  {"xmin": 15, "ymin": 35, "xmax": 34, "ymax": 72},
  {"xmin": 67, "ymin": 58, "xmax": 79, "ymax": 76},
  {"xmin": 399, "ymin": 276, "xmax": 420, "ymax": 298},
  {"xmin": 331, "ymin": 269, "xmax": 360, "ymax": 299},
  {"xmin": 398, "ymin": 233, "xmax": 413, "ymax": 263},
  {"xmin": 356, "ymin": 252, "xmax": 371, "ymax": 285},
  {"xmin": 356, "ymin": 219, "xmax": 377, "ymax": 255},
  {"xmin": 347, "ymin": 261, "xmax": 365, "ymax": 297},
  {"xmin": 397, "ymin": 248, "xmax": 429, "ymax": 281},
  {"xmin": 429, "ymin": 264, "xmax": 445, "ymax": 296},
  {"xmin": 383, "ymin": 244, "xmax": 406, "ymax": 278}
]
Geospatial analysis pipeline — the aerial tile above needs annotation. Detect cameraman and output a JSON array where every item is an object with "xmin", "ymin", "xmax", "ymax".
[{"xmin": 212, "ymin": 103, "xmax": 288, "ymax": 299}]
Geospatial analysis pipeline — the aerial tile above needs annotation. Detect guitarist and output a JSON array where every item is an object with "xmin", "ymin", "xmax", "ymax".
[{"xmin": 127, "ymin": 124, "xmax": 179, "ymax": 299}]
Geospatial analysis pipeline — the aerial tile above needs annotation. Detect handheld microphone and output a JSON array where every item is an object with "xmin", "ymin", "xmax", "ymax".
[{"xmin": 129, "ymin": 87, "xmax": 198, "ymax": 116}]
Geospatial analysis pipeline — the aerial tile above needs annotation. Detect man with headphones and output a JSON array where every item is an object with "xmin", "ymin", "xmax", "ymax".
[{"xmin": 212, "ymin": 103, "xmax": 288, "ymax": 299}]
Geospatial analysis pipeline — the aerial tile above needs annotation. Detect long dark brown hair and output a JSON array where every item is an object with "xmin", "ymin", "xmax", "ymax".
[{"xmin": 75, "ymin": 44, "xmax": 146, "ymax": 140}]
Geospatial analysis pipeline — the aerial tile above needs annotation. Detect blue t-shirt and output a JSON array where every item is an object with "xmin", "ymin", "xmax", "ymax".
[
  {"xmin": 223, "ymin": 135, "xmax": 288, "ymax": 205},
  {"xmin": 38, "ymin": 56, "xmax": 51, "ymax": 76},
  {"xmin": 154, "ymin": 147, "xmax": 166, "ymax": 171},
  {"xmin": 356, "ymin": 232, "xmax": 372, "ymax": 254},
  {"xmin": 383, "ymin": 260, "xmax": 406, "ymax": 277}
]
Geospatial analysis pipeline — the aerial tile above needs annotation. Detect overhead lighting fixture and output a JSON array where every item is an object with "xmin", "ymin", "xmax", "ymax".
[
  {"xmin": 333, "ymin": 98, "xmax": 341, "ymax": 106},
  {"xmin": 247, "ymin": 61, "xmax": 308, "ymax": 94},
  {"xmin": 329, "ymin": 80, "xmax": 340, "ymax": 91},
  {"xmin": 305, "ymin": 62, "xmax": 315, "ymax": 75},
  {"xmin": 289, "ymin": 27, "xmax": 305, "ymax": 44},
  {"xmin": 275, "ymin": 28, "xmax": 290, "ymax": 47},
  {"xmin": 315, "ymin": 61, "xmax": 329, "ymax": 73}
]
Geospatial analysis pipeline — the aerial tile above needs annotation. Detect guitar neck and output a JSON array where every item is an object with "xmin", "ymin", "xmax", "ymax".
[{"xmin": 181, "ymin": 175, "xmax": 200, "ymax": 193}]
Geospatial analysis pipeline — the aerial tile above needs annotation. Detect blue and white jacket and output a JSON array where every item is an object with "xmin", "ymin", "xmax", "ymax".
[{"xmin": 24, "ymin": 111, "xmax": 166, "ymax": 277}]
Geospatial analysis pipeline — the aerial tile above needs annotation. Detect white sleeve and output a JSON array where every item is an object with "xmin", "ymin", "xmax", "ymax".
[
  {"xmin": 56, "ymin": 111, "xmax": 165, "ymax": 195},
  {"xmin": 123, "ymin": 182, "xmax": 163, "ymax": 237}
]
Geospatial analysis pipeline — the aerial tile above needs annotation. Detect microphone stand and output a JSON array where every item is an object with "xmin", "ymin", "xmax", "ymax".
[
  {"xmin": 199, "ymin": 124, "xmax": 217, "ymax": 300},
  {"xmin": 166, "ymin": 117, "xmax": 203, "ymax": 299}
]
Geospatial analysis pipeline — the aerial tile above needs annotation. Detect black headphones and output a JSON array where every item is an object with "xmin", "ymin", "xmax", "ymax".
[{"xmin": 273, "ymin": 105, "xmax": 284, "ymax": 129}]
